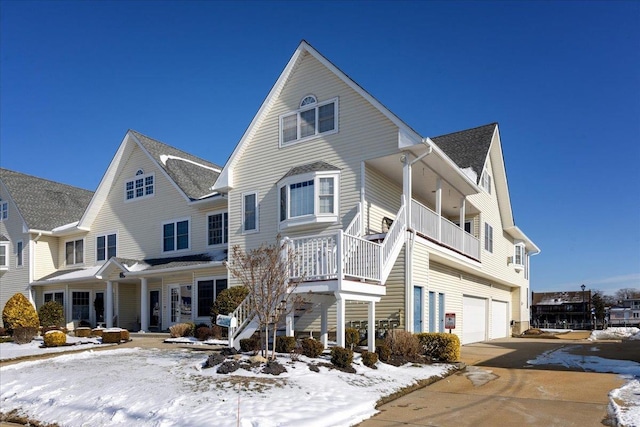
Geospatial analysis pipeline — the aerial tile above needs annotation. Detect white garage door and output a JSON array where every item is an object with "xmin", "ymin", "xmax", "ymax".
[
  {"xmin": 491, "ymin": 300, "xmax": 509, "ymax": 339},
  {"xmin": 463, "ymin": 296, "xmax": 486, "ymax": 344}
]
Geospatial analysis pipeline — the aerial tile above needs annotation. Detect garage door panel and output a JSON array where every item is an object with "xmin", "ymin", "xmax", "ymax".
[
  {"xmin": 491, "ymin": 300, "xmax": 508, "ymax": 339},
  {"xmin": 463, "ymin": 296, "xmax": 486, "ymax": 344}
]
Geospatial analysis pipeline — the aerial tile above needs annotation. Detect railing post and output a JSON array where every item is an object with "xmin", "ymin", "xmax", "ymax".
[{"xmin": 337, "ymin": 230, "xmax": 343, "ymax": 282}]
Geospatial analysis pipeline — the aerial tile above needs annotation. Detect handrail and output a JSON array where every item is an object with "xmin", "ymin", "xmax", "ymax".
[{"xmin": 344, "ymin": 202, "xmax": 362, "ymax": 237}]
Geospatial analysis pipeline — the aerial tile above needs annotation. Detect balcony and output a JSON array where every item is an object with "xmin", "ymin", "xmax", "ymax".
[{"xmin": 410, "ymin": 199, "xmax": 480, "ymax": 261}]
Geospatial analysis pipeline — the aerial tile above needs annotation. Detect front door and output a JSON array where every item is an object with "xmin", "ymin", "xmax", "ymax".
[
  {"xmin": 94, "ymin": 292, "xmax": 105, "ymax": 326},
  {"xmin": 413, "ymin": 286, "xmax": 423, "ymax": 332},
  {"xmin": 149, "ymin": 290, "xmax": 160, "ymax": 330},
  {"xmin": 169, "ymin": 284, "xmax": 192, "ymax": 327}
]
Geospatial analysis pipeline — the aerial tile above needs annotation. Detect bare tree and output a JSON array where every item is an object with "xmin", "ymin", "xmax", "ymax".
[
  {"xmin": 225, "ymin": 236, "xmax": 304, "ymax": 360},
  {"xmin": 615, "ymin": 288, "xmax": 640, "ymax": 302}
]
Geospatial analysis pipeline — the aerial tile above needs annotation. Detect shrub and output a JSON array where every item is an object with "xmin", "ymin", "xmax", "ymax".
[
  {"xmin": 102, "ymin": 328, "xmax": 126, "ymax": 344},
  {"xmin": 375, "ymin": 341, "xmax": 391, "ymax": 362},
  {"xmin": 345, "ymin": 327, "xmax": 360, "ymax": 350},
  {"xmin": 211, "ymin": 325, "xmax": 223, "ymax": 339},
  {"xmin": 2, "ymin": 293, "xmax": 39, "ymax": 334},
  {"xmin": 416, "ymin": 332, "xmax": 461, "ymax": 362},
  {"xmin": 240, "ymin": 336, "xmax": 260, "ymax": 352},
  {"xmin": 361, "ymin": 350, "xmax": 379, "ymax": 368},
  {"xmin": 13, "ymin": 326, "xmax": 39, "ymax": 344},
  {"xmin": 275, "ymin": 336, "xmax": 296, "ymax": 353},
  {"xmin": 301, "ymin": 337, "xmax": 324, "ymax": 358},
  {"xmin": 384, "ymin": 330, "xmax": 422, "ymax": 358},
  {"xmin": 44, "ymin": 330, "xmax": 66, "ymax": 347},
  {"xmin": 196, "ymin": 326, "xmax": 213, "ymax": 341},
  {"xmin": 0, "ymin": 327, "xmax": 6, "ymax": 336},
  {"xmin": 75, "ymin": 327, "xmax": 91, "ymax": 338},
  {"xmin": 169, "ymin": 323, "xmax": 192, "ymax": 338},
  {"xmin": 38, "ymin": 301, "xmax": 65, "ymax": 328},
  {"xmin": 210, "ymin": 286, "xmax": 250, "ymax": 324},
  {"xmin": 120, "ymin": 329, "xmax": 130, "ymax": 341},
  {"xmin": 330, "ymin": 346, "xmax": 353, "ymax": 369}
]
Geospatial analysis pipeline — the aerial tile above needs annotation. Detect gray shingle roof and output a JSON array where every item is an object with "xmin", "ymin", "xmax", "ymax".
[
  {"xmin": 129, "ymin": 130, "xmax": 223, "ymax": 201},
  {"xmin": 0, "ymin": 169, "xmax": 94, "ymax": 231},
  {"xmin": 281, "ymin": 161, "xmax": 341, "ymax": 181},
  {"xmin": 431, "ymin": 123, "xmax": 497, "ymax": 184}
]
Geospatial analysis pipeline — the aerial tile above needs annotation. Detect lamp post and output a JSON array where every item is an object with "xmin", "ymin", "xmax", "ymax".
[{"xmin": 581, "ymin": 284, "xmax": 586, "ymax": 329}]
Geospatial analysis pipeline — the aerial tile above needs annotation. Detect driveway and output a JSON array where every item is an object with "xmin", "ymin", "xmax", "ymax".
[{"xmin": 358, "ymin": 336, "xmax": 639, "ymax": 427}]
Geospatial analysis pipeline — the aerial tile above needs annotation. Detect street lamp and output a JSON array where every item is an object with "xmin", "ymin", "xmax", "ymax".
[{"xmin": 581, "ymin": 284, "xmax": 586, "ymax": 329}]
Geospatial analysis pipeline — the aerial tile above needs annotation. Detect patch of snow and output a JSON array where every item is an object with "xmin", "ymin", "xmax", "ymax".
[
  {"xmin": 0, "ymin": 348, "xmax": 454, "ymax": 427},
  {"xmin": 0, "ymin": 336, "xmax": 107, "ymax": 361},
  {"xmin": 589, "ymin": 327, "xmax": 640, "ymax": 341},
  {"xmin": 609, "ymin": 379, "xmax": 640, "ymax": 427},
  {"xmin": 464, "ymin": 366, "xmax": 498, "ymax": 386},
  {"xmin": 159, "ymin": 154, "xmax": 221, "ymax": 172}
]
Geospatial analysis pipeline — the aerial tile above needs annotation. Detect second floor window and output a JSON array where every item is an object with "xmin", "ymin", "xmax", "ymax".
[
  {"xmin": 481, "ymin": 170, "xmax": 492, "ymax": 194},
  {"xmin": 66, "ymin": 239, "xmax": 84, "ymax": 265},
  {"xmin": 125, "ymin": 170, "xmax": 154, "ymax": 201},
  {"xmin": 514, "ymin": 243, "xmax": 524, "ymax": 265},
  {"xmin": 207, "ymin": 212, "xmax": 228, "ymax": 246},
  {"xmin": 97, "ymin": 233, "xmax": 117, "ymax": 261},
  {"xmin": 243, "ymin": 192, "xmax": 258, "ymax": 233},
  {"xmin": 0, "ymin": 243, "xmax": 8, "ymax": 268},
  {"xmin": 16, "ymin": 241, "xmax": 23, "ymax": 266},
  {"xmin": 163, "ymin": 219, "xmax": 189, "ymax": 252},
  {"xmin": 0, "ymin": 201, "xmax": 7, "ymax": 220},
  {"xmin": 280, "ymin": 96, "xmax": 338, "ymax": 146},
  {"xmin": 484, "ymin": 223, "xmax": 493, "ymax": 253}
]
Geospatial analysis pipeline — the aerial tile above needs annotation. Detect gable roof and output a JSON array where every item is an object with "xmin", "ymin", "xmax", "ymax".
[
  {"xmin": 0, "ymin": 168, "xmax": 93, "ymax": 231},
  {"xmin": 431, "ymin": 123, "xmax": 497, "ymax": 184}
]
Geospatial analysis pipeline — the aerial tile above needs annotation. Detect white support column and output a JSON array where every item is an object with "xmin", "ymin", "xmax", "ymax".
[
  {"xmin": 336, "ymin": 294, "xmax": 346, "ymax": 348},
  {"xmin": 106, "ymin": 281, "xmax": 113, "ymax": 328},
  {"xmin": 460, "ymin": 197, "xmax": 466, "ymax": 253},
  {"xmin": 140, "ymin": 278, "xmax": 148, "ymax": 332},
  {"xmin": 368, "ymin": 301, "xmax": 376, "ymax": 353},
  {"xmin": 435, "ymin": 178, "xmax": 442, "ymax": 241},
  {"xmin": 320, "ymin": 303, "xmax": 329, "ymax": 349},
  {"xmin": 286, "ymin": 310, "xmax": 294, "ymax": 337},
  {"xmin": 402, "ymin": 154, "xmax": 412, "ymax": 226}
]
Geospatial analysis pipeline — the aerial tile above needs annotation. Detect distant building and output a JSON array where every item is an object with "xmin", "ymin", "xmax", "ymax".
[
  {"xmin": 531, "ymin": 291, "xmax": 591, "ymax": 328},
  {"xmin": 609, "ymin": 298, "xmax": 640, "ymax": 326}
]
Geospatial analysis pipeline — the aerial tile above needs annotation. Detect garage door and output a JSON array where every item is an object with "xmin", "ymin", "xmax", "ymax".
[
  {"xmin": 491, "ymin": 300, "xmax": 508, "ymax": 339},
  {"xmin": 462, "ymin": 296, "xmax": 486, "ymax": 344}
]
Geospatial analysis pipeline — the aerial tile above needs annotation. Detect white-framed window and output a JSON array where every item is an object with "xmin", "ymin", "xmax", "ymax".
[
  {"xmin": 125, "ymin": 169, "xmax": 154, "ymax": 201},
  {"xmin": 279, "ymin": 172, "xmax": 339, "ymax": 229},
  {"xmin": 16, "ymin": 240, "xmax": 23, "ymax": 267},
  {"xmin": 44, "ymin": 291, "xmax": 64, "ymax": 306},
  {"xmin": 484, "ymin": 223, "xmax": 493, "ymax": 253},
  {"xmin": 454, "ymin": 220, "xmax": 473, "ymax": 235},
  {"xmin": 242, "ymin": 192, "xmax": 258, "ymax": 234},
  {"xmin": 0, "ymin": 200, "xmax": 7, "ymax": 220},
  {"xmin": 97, "ymin": 233, "xmax": 117, "ymax": 261},
  {"xmin": 196, "ymin": 277, "xmax": 228, "ymax": 318},
  {"xmin": 207, "ymin": 211, "xmax": 228, "ymax": 246},
  {"xmin": 514, "ymin": 243, "xmax": 525, "ymax": 265},
  {"xmin": 480, "ymin": 170, "xmax": 492, "ymax": 194},
  {"xmin": 71, "ymin": 291, "xmax": 90, "ymax": 321},
  {"xmin": 279, "ymin": 96, "xmax": 338, "ymax": 147},
  {"xmin": 0, "ymin": 242, "xmax": 8, "ymax": 269},
  {"xmin": 65, "ymin": 239, "xmax": 84, "ymax": 265},
  {"xmin": 163, "ymin": 218, "xmax": 190, "ymax": 252}
]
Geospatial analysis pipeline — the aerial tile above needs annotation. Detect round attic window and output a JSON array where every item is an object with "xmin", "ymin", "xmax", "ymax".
[
  {"xmin": 136, "ymin": 169, "xmax": 144, "ymax": 176},
  {"xmin": 300, "ymin": 95, "xmax": 317, "ymax": 107}
]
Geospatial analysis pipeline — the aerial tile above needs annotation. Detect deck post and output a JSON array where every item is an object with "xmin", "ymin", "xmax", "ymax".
[
  {"xmin": 106, "ymin": 281, "xmax": 113, "ymax": 328},
  {"xmin": 368, "ymin": 301, "xmax": 376, "ymax": 353},
  {"xmin": 336, "ymin": 294, "xmax": 346, "ymax": 348},
  {"xmin": 320, "ymin": 303, "xmax": 329, "ymax": 348}
]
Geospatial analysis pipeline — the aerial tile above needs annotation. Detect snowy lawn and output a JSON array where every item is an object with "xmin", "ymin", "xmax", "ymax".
[
  {"xmin": 0, "ymin": 346, "xmax": 454, "ymax": 427},
  {"xmin": 528, "ymin": 327, "xmax": 640, "ymax": 426},
  {"xmin": 0, "ymin": 335, "xmax": 108, "ymax": 361}
]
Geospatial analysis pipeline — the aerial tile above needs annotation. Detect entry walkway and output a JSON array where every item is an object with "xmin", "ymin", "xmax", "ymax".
[{"xmin": 358, "ymin": 337, "xmax": 638, "ymax": 427}]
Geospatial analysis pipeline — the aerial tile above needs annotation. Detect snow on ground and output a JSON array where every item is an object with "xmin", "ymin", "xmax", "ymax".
[
  {"xmin": 0, "ymin": 346, "xmax": 454, "ymax": 427},
  {"xmin": 0, "ymin": 335, "xmax": 108, "ymax": 361},
  {"xmin": 528, "ymin": 327, "xmax": 640, "ymax": 427}
]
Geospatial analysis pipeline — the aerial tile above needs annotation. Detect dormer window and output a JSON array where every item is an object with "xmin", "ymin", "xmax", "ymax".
[
  {"xmin": 280, "ymin": 96, "xmax": 338, "ymax": 146},
  {"xmin": 125, "ymin": 170, "xmax": 154, "ymax": 201}
]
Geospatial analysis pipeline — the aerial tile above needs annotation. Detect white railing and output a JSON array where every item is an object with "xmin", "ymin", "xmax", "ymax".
[
  {"xmin": 228, "ymin": 292, "xmax": 254, "ymax": 347},
  {"xmin": 411, "ymin": 199, "xmax": 480, "ymax": 260},
  {"xmin": 344, "ymin": 202, "xmax": 362, "ymax": 237},
  {"xmin": 382, "ymin": 203, "xmax": 406, "ymax": 267},
  {"xmin": 343, "ymin": 233, "xmax": 381, "ymax": 281}
]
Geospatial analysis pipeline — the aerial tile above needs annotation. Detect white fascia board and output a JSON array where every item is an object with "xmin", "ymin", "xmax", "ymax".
[
  {"xmin": 490, "ymin": 126, "xmax": 515, "ymax": 228},
  {"xmin": 505, "ymin": 225, "xmax": 540, "ymax": 254},
  {"xmin": 123, "ymin": 261, "xmax": 224, "ymax": 278}
]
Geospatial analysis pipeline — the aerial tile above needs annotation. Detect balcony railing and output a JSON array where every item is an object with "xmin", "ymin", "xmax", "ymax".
[{"xmin": 411, "ymin": 199, "xmax": 480, "ymax": 260}]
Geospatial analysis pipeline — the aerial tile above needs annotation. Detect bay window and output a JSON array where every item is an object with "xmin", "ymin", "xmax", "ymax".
[{"xmin": 279, "ymin": 172, "xmax": 339, "ymax": 228}]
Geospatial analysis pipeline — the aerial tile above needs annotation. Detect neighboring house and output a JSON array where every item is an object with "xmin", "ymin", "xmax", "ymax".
[
  {"xmin": 609, "ymin": 298, "xmax": 640, "ymax": 326},
  {"xmin": 213, "ymin": 41, "xmax": 539, "ymax": 348},
  {"xmin": 6, "ymin": 131, "xmax": 228, "ymax": 332},
  {"xmin": 530, "ymin": 291, "xmax": 592, "ymax": 327},
  {"xmin": 0, "ymin": 169, "xmax": 94, "ymax": 323}
]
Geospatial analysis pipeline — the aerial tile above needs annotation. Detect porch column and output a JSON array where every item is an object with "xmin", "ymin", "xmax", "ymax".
[
  {"xmin": 336, "ymin": 294, "xmax": 346, "ymax": 348},
  {"xmin": 320, "ymin": 303, "xmax": 329, "ymax": 349},
  {"xmin": 140, "ymin": 277, "xmax": 148, "ymax": 332},
  {"xmin": 403, "ymin": 154, "xmax": 412, "ymax": 225},
  {"xmin": 106, "ymin": 281, "xmax": 113, "ymax": 328},
  {"xmin": 459, "ymin": 197, "xmax": 466, "ymax": 253},
  {"xmin": 435, "ymin": 178, "xmax": 442, "ymax": 241},
  {"xmin": 368, "ymin": 301, "xmax": 376, "ymax": 353},
  {"xmin": 286, "ymin": 309, "xmax": 294, "ymax": 337}
]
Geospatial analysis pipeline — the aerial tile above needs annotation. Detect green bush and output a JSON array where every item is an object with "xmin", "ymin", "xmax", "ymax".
[
  {"xmin": 385, "ymin": 330, "xmax": 422, "ymax": 358},
  {"xmin": 361, "ymin": 350, "xmax": 379, "ymax": 368},
  {"xmin": 345, "ymin": 327, "xmax": 360, "ymax": 349},
  {"xmin": 211, "ymin": 286, "xmax": 249, "ymax": 324},
  {"xmin": 275, "ymin": 336, "xmax": 296, "ymax": 353},
  {"xmin": 44, "ymin": 330, "xmax": 66, "ymax": 347},
  {"xmin": 240, "ymin": 336, "xmax": 261, "ymax": 352},
  {"xmin": 375, "ymin": 341, "xmax": 391, "ymax": 362},
  {"xmin": 38, "ymin": 301, "xmax": 65, "ymax": 327},
  {"xmin": 330, "ymin": 346, "xmax": 353, "ymax": 369},
  {"xmin": 2, "ymin": 293, "xmax": 39, "ymax": 335},
  {"xmin": 416, "ymin": 332, "xmax": 461, "ymax": 362},
  {"xmin": 301, "ymin": 337, "xmax": 324, "ymax": 358}
]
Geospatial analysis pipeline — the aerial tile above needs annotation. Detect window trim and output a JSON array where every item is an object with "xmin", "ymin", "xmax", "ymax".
[
  {"xmin": 278, "ymin": 171, "xmax": 339, "ymax": 230},
  {"xmin": 206, "ymin": 210, "xmax": 229, "ymax": 247},
  {"xmin": 279, "ymin": 97, "xmax": 339, "ymax": 147},
  {"xmin": 0, "ymin": 242, "xmax": 9, "ymax": 269},
  {"xmin": 124, "ymin": 171, "xmax": 155, "ymax": 202},
  {"xmin": 484, "ymin": 223, "xmax": 493, "ymax": 253},
  {"xmin": 162, "ymin": 217, "xmax": 191, "ymax": 253},
  {"xmin": 16, "ymin": 240, "xmax": 23, "ymax": 267},
  {"xmin": 65, "ymin": 238, "xmax": 85, "ymax": 266},
  {"xmin": 242, "ymin": 192, "xmax": 259, "ymax": 234},
  {"xmin": 96, "ymin": 232, "xmax": 118, "ymax": 262}
]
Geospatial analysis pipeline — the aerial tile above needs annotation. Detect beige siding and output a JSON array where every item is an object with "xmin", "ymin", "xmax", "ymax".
[
  {"xmin": 412, "ymin": 237, "xmax": 429, "ymax": 332},
  {"xmin": 33, "ymin": 235, "xmax": 58, "ymax": 279},
  {"xmin": 364, "ymin": 165, "xmax": 403, "ymax": 235},
  {"xmin": 117, "ymin": 283, "xmax": 139, "ymax": 329}
]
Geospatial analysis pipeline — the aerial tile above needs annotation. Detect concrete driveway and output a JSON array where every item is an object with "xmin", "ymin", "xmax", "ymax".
[{"xmin": 358, "ymin": 335, "xmax": 639, "ymax": 427}]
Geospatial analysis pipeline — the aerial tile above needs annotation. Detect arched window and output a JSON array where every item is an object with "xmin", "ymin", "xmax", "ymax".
[{"xmin": 300, "ymin": 95, "xmax": 317, "ymax": 107}]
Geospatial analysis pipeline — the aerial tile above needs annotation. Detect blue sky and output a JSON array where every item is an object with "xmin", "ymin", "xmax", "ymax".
[{"xmin": 1, "ymin": 1, "xmax": 638, "ymax": 296}]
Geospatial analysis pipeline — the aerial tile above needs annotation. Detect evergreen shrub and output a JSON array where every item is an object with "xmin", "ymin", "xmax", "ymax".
[
  {"xmin": 2, "ymin": 293, "xmax": 39, "ymax": 335},
  {"xmin": 301, "ymin": 337, "xmax": 324, "ymax": 358},
  {"xmin": 345, "ymin": 327, "xmax": 360, "ymax": 349},
  {"xmin": 416, "ymin": 332, "xmax": 461, "ymax": 362},
  {"xmin": 38, "ymin": 301, "xmax": 65, "ymax": 328},
  {"xmin": 44, "ymin": 330, "xmax": 66, "ymax": 347},
  {"xmin": 330, "ymin": 346, "xmax": 353, "ymax": 369},
  {"xmin": 275, "ymin": 336, "xmax": 296, "ymax": 353},
  {"xmin": 361, "ymin": 350, "xmax": 378, "ymax": 368}
]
